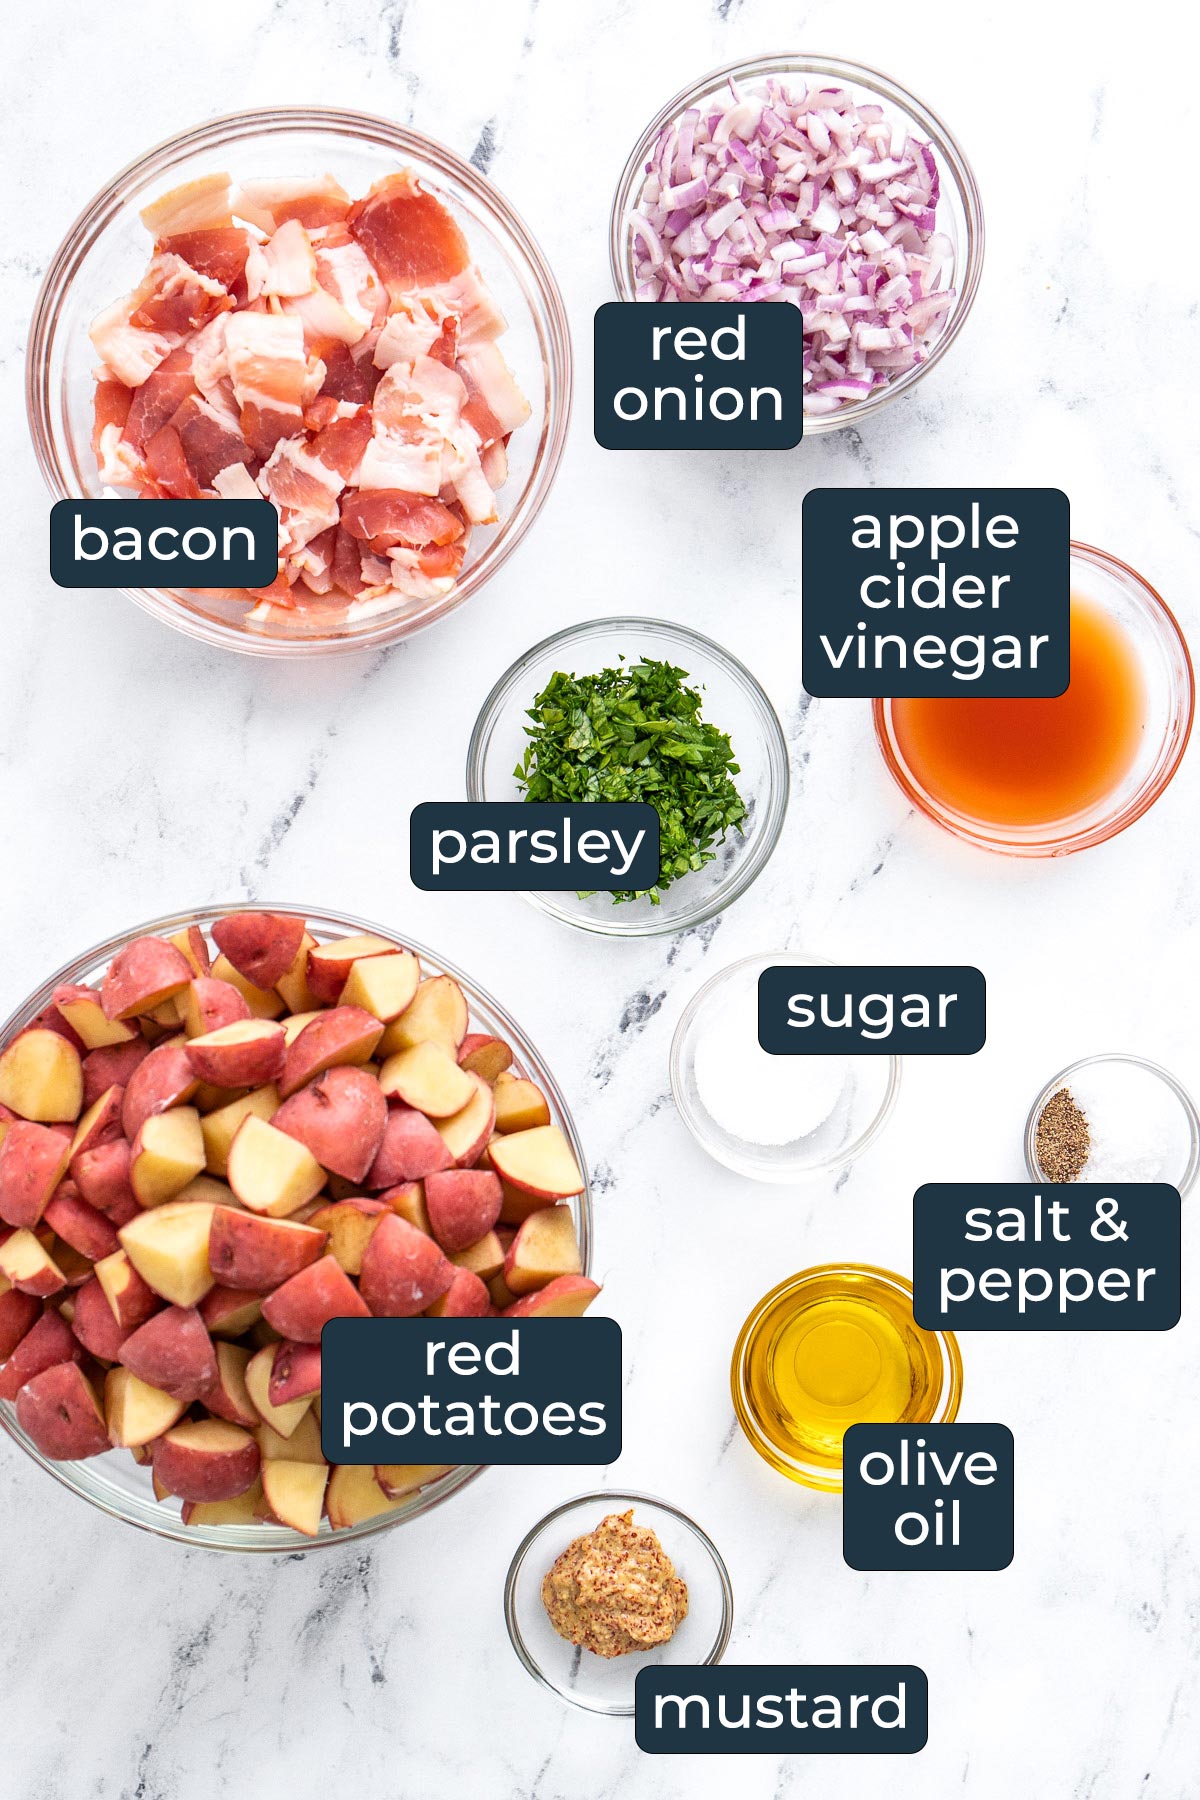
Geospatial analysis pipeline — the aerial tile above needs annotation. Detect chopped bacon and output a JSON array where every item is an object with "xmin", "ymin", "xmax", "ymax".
[
  {"xmin": 245, "ymin": 219, "xmax": 318, "ymax": 300},
  {"xmin": 130, "ymin": 252, "xmax": 232, "ymax": 335},
  {"xmin": 157, "ymin": 228, "xmax": 252, "ymax": 290},
  {"xmin": 246, "ymin": 568, "xmax": 297, "ymax": 604},
  {"xmin": 225, "ymin": 313, "xmax": 309, "ymax": 457},
  {"xmin": 143, "ymin": 424, "xmax": 202, "ymax": 499},
  {"xmin": 340, "ymin": 489, "xmax": 464, "ymax": 551},
  {"xmin": 332, "ymin": 524, "xmax": 367, "ymax": 597},
  {"xmin": 418, "ymin": 542, "xmax": 466, "ymax": 580},
  {"xmin": 347, "ymin": 172, "xmax": 469, "ymax": 298},
  {"xmin": 318, "ymin": 339, "xmax": 381, "ymax": 404},
  {"xmin": 170, "ymin": 392, "xmax": 253, "ymax": 490},
  {"xmin": 429, "ymin": 315, "xmax": 459, "ymax": 369},
  {"xmin": 458, "ymin": 343, "xmax": 531, "ymax": 443},
  {"xmin": 92, "ymin": 379, "xmax": 132, "ymax": 450},
  {"xmin": 123, "ymin": 347, "xmax": 197, "ymax": 453},
  {"xmin": 140, "ymin": 173, "xmax": 234, "ymax": 237},
  {"xmin": 311, "ymin": 407, "xmax": 373, "ymax": 482},
  {"xmin": 233, "ymin": 176, "xmax": 351, "ymax": 235}
]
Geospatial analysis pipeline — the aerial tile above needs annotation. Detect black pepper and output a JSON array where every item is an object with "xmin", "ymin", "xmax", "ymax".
[{"xmin": 1035, "ymin": 1087, "xmax": 1091, "ymax": 1181}]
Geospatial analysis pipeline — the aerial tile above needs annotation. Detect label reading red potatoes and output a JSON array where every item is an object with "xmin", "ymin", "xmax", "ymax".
[
  {"xmin": 50, "ymin": 498, "xmax": 278, "ymax": 588},
  {"xmin": 321, "ymin": 1317, "xmax": 622, "ymax": 1465}
]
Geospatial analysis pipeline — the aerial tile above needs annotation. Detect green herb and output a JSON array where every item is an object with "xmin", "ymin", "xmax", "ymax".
[{"xmin": 515, "ymin": 657, "xmax": 747, "ymax": 904}]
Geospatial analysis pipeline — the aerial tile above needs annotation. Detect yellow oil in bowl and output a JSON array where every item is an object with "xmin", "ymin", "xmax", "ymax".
[{"xmin": 731, "ymin": 1265, "xmax": 963, "ymax": 1491}]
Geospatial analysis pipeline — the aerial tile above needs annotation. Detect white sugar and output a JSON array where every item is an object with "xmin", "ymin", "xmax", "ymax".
[{"xmin": 693, "ymin": 973, "xmax": 850, "ymax": 1147}]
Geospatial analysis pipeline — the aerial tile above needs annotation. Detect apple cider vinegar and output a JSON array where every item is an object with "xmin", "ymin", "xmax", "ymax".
[{"xmin": 731, "ymin": 1266, "xmax": 961, "ymax": 1490}]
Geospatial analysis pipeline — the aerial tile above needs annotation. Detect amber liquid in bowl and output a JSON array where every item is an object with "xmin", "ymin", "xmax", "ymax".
[
  {"xmin": 734, "ymin": 1267, "xmax": 953, "ymax": 1486},
  {"xmin": 890, "ymin": 593, "xmax": 1147, "ymax": 828}
]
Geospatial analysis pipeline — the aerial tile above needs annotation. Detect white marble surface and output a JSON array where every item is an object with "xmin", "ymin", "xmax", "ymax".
[{"xmin": 2, "ymin": 0, "xmax": 1198, "ymax": 1794}]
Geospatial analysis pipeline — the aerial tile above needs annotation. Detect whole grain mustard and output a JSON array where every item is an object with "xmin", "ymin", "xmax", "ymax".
[{"xmin": 541, "ymin": 1509, "xmax": 688, "ymax": 1658}]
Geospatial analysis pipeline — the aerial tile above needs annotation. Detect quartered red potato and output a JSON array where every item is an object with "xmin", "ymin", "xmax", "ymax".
[{"xmin": 88, "ymin": 172, "xmax": 532, "ymax": 629}]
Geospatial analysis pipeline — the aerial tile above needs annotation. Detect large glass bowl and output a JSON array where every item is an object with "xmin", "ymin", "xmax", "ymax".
[
  {"xmin": 609, "ymin": 53, "xmax": 984, "ymax": 433},
  {"xmin": 0, "ymin": 905, "xmax": 592, "ymax": 1552},
  {"xmin": 873, "ymin": 543, "xmax": 1195, "ymax": 855},
  {"xmin": 27, "ymin": 107, "xmax": 572, "ymax": 656},
  {"xmin": 466, "ymin": 617, "xmax": 789, "ymax": 936}
]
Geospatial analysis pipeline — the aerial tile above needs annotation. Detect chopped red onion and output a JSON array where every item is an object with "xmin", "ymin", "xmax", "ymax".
[{"xmin": 628, "ymin": 75, "xmax": 956, "ymax": 415}]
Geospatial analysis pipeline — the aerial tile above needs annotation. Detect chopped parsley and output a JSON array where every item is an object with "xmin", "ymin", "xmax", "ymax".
[{"xmin": 515, "ymin": 657, "xmax": 746, "ymax": 904}]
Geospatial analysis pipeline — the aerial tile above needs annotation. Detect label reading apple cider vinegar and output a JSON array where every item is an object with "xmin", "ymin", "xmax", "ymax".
[
  {"xmin": 800, "ymin": 488, "xmax": 1070, "ymax": 698},
  {"xmin": 321, "ymin": 1318, "xmax": 622, "ymax": 1465}
]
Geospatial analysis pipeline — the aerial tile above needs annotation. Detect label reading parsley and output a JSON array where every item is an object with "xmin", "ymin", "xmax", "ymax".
[
  {"xmin": 514, "ymin": 658, "xmax": 747, "ymax": 903},
  {"xmin": 410, "ymin": 803, "xmax": 659, "ymax": 891}
]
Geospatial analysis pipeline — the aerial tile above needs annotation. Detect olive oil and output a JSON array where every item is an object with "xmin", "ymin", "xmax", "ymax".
[{"xmin": 731, "ymin": 1266, "xmax": 960, "ymax": 1490}]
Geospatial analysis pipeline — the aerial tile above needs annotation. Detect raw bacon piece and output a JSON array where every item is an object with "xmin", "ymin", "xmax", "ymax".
[
  {"xmin": 143, "ymin": 424, "xmax": 202, "ymax": 499},
  {"xmin": 386, "ymin": 545, "xmax": 462, "ymax": 600},
  {"xmin": 430, "ymin": 266, "xmax": 507, "ymax": 347},
  {"xmin": 88, "ymin": 294, "xmax": 175, "ymax": 388},
  {"xmin": 170, "ymin": 392, "xmax": 254, "ymax": 490},
  {"xmin": 258, "ymin": 437, "xmax": 344, "ymax": 554},
  {"xmin": 458, "ymin": 343, "xmax": 531, "ymax": 443},
  {"xmin": 212, "ymin": 463, "xmax": 263, "ymax": 501},
  {"xmin": 92, "ymin": 379, "xmax": 143, "ymax": 487},
  {"xmin": 340, "ymin": 489, "xmax": 464, "ymax": 550},
  {"xmin": 372, "ymin": 301, "xmax": 443, "ymax": 369},
  {"xmin": 225, "ymin": 313, "xmax": 309, "ymax": 458},
  {"xmin": 122, "ymin": 347, "xmax": 197, "ymax": 454},
  {"xmin": 233, "ymin": 176, "xmax": 351, "ymax": 234},
  {"xmin": 140, "ymin": 173, "xmax": 234, "ymax": 237},
  {"xmin": 317, "ymin": 340, "xmax": 381, "ymax": 404},
  {"xmin": 131, "ymin": 252, "xmax": 232, "ymax": 335},
  {"xmin": 157, "ymin": 228, "xmax": 252, "ymax": 290},
  {"xmin": 347, "ymin": 172, "xmax": 469, "ymax": 298},
  {"xmin": 245, "ymin": 219, "xmax": 318, "ymax": 300},
  {"xmin": 332, "ymin": 524, "xmax": 367, "ymax": 597},
  {"xmin": 311, "ymin": 407, "xmax": 373, "ymax": 482},
  {"xmin": 92, "ymin": 379, "xmax": 132, "ymax": 449}
]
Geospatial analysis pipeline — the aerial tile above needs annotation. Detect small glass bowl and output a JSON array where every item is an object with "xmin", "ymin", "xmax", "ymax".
[
  {"xmin": 873, "ymin": 542, "xmax": 1195, "ymax": 856},
  {"xmin": 669, "ymin": 953, "xmax": 900, "ymax": 1180},
  {"xmin": 504, "ymin": 1490, "xmax": 733, "ymax": 1715},
  {"xmin": 466, "ymin": 617, "xmax": 789, "ymax": 936},
  {"xmin": 609, "ymin": 53, "xmax": 984, "ymax": 433},
  {"xmin": 731, "ymin": 1265, "xmax": 963, "ymax": 1492},
  {"xmin": 1024, "ymin": 1053, "xmax": 1200, "ymax": 1196},
  {"xmin": 27, "ymin": 106, "xmax": 572, "ymax": 657},
  {"xmin": 0, "ymin": 905, "xmax": 591, "ymax": 1552}
]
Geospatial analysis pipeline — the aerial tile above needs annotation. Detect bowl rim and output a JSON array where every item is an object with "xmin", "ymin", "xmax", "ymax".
[
  {"xmin": 608, "ymin": 50, "xmax": 986, "ymax": 434},
  {"xmin": 1023, "ymin": 1050, "xmax": 1200, "ymax": 1196},
  {"xmin": 25, "ymin": 104, "xmax": 573, "ymax": 658},
  {"xmin": 0, "ymin": 902, "xmax": 592, "ymax": 1552},
  {"xmin": 668, "ymin": 951, "xmax": 902, "ymax": 1180},
  {"xmin": 730, "ymin": 1263, "xmax": 964, "ymax": 1491},
  {"xmin": 465, "ymin": 614, "xmax": 791, "ymax": 936},
  {"xmin": 872, "ymin": 540, "xmax": 1197, "ymax": 856},
  {"xmin": 503, "ymin": 1486, "xmax": 734, "ymax": 1714}
]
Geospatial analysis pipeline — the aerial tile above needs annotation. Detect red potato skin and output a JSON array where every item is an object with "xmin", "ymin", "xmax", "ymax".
[
  {"xmin": 0, "ymin": 1122, "xmax": 72, "ymax": 1228},
  {"xmin": 272, "ymin": 1065, "xmax": 387, "ymax": 1182},
  {"xmin": 186, "ymin": 977, "xmax": 252, "ymax": 1036},
  {"xmin": 278, "ymin": 1008, "xmax": 384, "ymax": 1100},
  {"xmin": 365, "ymin": 1103, "xmax": 454, "ymax": 1188},
  {"xmin": 458, "ymin": 1034, "xmax": 513, "ymax": 1082},
  {"xmin": 101, "ymin": 936, "xmax": 193, "ymax": 1021},
  {"xmin": 503, "ymin": 1275, "xmax": 600, "ymax": 1318},
  {"xmin": 71, "ymin": 1136, "xmax": 136, "ymax": 1216},
  {"xmin": 153, "ymin": 1427, "xmax": 260, "ymax": 1503},
  {"xmin": 121, "ymin": 1042, "xmax": 198, "ymax": 1140},
  {"xmin": 211, "ymin": 913, "xmax": 307, "ymax": 991},
  {"xmin": 185, "ymin": 1023, "xmax": 286, "ymax": 1088},
  {"xmin": 0, "ymin": 1306, "xmax": 81, "ymax": 1400},
  {"xmin": 70, "ymin": 1275, "xmax": 134, "ymax": 1361},
  {"xmin": 82, "ymin": 1039, "xmax": 152, "ymax": 1109},
  {"xmin": 207, "ymin": 1206, "xmax": 327, "ymax": 1292},
  {"xmin": 199, "ymin": 1285, "xmax": 262, "ymax": 1335},
  {"xmin": 268, "ymin": 1339, "xmax": 323, "ymax": 1405},
  {"xmin": 97, "ymin": 1254, "xmax": 161, "ymax": 1331},
  {"xmin": 28, "ymin": 1001, "xmax": 86, "ymax": 1053},
  {"xmin": 306, "ymin": 943, "xmax": 392, "ymax": 1006},
  {"xmin": 70, "ymin": 1086, "xmax": 125, "ymax": 1160},
  {"xmin": 16, "ymin": 1361, "xmax": 111, "ymax": 1460},
  {"xmin": 424, "ymin": 1169, "xmax": 502, "ymax": 1254},
  {"xmin": 118, "ymin": 1305, "xmax": 218, "ymax": 1402},
  {"xmin": 428, "ymin": 1266, "xmax": 490, "ymax": 1318},
  {"xmin": 260, "ymin": 1254, "xmax": 371, "ymax": 1343},
  {"xmin": 43, "ymin": 1185, "xmax": 121, "ymax": 1262},
  {"xmin": 358, "ymin": 1213, "xmax": 454, "ymax": 1317},
  {"xmin": 0, "ymin": 1287, "xmax": 40, "ymax": 1361},
  {"xmin": 174, "ymin": 926, "xmax": 212, "ymax": 978}
]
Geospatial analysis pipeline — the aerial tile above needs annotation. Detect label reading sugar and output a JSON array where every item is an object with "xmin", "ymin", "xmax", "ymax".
[
  {"xmin": 321, "ymin": 1317, "xmax": 621, "ymax": 1465},
  {"xmin": 50, "ymin": 499, "xmax": 279, "ymax": 588},
  {"xmin": 634, "ymin": 1665, "xmax": 928, "ymax": 1754},
  {"xmin": 594, "ymin": 302, "xmax": 804, "ymax": 449},
  {"xmin": 913, "ymin": 1183, "xmax": 1181, "ymax": 1330},
  {"xmin": 757, "ymin": 965, "xmax": 985, "ymax": 1055},
  {"xmin": 409, "ymin": 802, "xmax": 660, "ymax": 891},
  {"xmin": 843, "ymin": 1425, "xmax": 1015, "ymax": 1571},
  {"xmin": 801, "ymin": 488, "xmax": 1070, "ymax": 697}
]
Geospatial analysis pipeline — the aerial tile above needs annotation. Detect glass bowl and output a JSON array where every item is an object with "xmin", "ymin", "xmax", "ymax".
[
  {"xmin": 669, "ymin": 953, "xmax": 900, "ymax": 1180},
  {"xmin": 0, "ymin": 905, "xmax": 591, "ymax": 1552},
  {"xmin": 731, "ymin": 1265, "xmax": 963, "ymax": 1492},
  {"xmin": 504, "ymin": 1489, "xmax": 733, "ymax": 1714},
  {"xmin": 873, "ymin": 542, "xmax": 1195, "ymax": 855},
  {"xmin": 609, "ymin": 53, "xmax": 984, "ymax": 433},
  {"xmin": 27, "ymin": 106, "xmax": 572, "ymax": 657},
  {"xmin": 466, "ymin": 617, "xmax": 789, "ymax": 936},
  {"xmin": 1024, "ymin": 1052, "xmax": 1200, "ymax": 1196}
]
